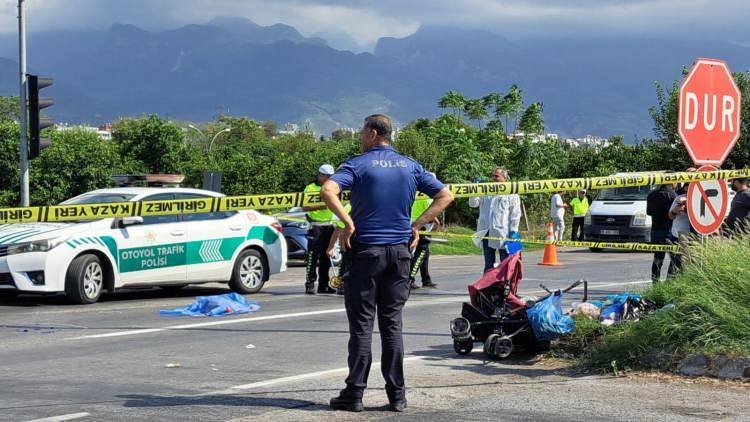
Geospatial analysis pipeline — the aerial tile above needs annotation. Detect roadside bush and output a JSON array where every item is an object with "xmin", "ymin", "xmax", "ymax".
[{"xmin": 563, "ymin": 234, "xmax": 750, "ymax": 370}]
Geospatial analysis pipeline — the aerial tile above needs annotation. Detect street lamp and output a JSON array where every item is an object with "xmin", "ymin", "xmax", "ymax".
[{"xmin": 208, "ymin": 128, "xmax": 231, "ymax": 152}]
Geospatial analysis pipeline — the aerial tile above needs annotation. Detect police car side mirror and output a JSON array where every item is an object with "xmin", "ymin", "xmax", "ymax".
[{"xmin": 120, "ymin": 216, "xmax": 144, "ymax": 227}]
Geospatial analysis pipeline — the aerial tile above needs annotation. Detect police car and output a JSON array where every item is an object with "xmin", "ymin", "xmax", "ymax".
[{"xmin": 0, "ymin": 187, "xmax": 287, "ymax": 304}]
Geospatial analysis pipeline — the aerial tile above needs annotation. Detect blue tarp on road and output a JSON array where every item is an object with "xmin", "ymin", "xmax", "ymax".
[{"xmin": 160, "ymin": 293, "xmax": 261, "ymax": 317}]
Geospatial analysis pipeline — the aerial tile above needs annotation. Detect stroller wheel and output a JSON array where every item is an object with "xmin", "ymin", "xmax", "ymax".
[
  {"xmin": 494, "ymin": 336, "xmax": 513, "ymax": 359},
  {"xmin": 484, "ymin": 334, "xmax": 513, "ymax": 359},
  {"xmin": 453, "ymin": 339, "xmax": 473, "ymax": 355},
  {"xmin": 483, "ymin": 334, "xmax": 499, "ymax": 356}
]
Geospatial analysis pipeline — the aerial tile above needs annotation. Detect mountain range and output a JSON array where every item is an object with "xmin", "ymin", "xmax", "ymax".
[{"xmin": 1, "ymin": 16, "xmax": 749, "ymax": 140}]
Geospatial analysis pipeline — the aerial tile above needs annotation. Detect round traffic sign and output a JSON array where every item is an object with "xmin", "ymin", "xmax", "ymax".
[
  {"xmin": 687, "ymin": 165, "xmax": 728, "ymax": 235},
  {"xmin": 678, "ymin": 58, "xmax": 742, "ymax": 166}
]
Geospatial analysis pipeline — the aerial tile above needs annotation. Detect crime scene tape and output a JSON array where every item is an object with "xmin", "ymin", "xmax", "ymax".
[
  {"xmin": 1, "ymin": 169, "xmax": 748, "ymax": 224},
  {"xmin": 421, "ymin": 231, "xmax": 681, "ymax": 253}
]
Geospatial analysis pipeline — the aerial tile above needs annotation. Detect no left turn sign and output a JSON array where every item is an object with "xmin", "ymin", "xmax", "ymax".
[{"xmin": 687, "ymin": 165, "xmax": 728, "ymax": 235}]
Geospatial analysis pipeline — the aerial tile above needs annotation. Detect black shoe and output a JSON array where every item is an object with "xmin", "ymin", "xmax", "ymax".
[
  {"xmin": 305, "ymin": 286, "xmax": 315, "ymax": 295},
  {"xmin": 409, "ymin": 282, "xmax": 419, "ymax": 290},
  {"xmin": 330, "ymin": 393, "xmax": 363, "ymax": 412},
  {"xmin": 318, "ymin": 287, "xmax": 336, "ymax": 294},
  {"xmin": 388, "ymin": 399, "xmax": 407, "ymax": 412},
  {"xmin": 422, "ymin": 280, "xmax": 437, "ymax": 288}
]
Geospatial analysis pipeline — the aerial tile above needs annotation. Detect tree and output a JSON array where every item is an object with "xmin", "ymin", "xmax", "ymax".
[
  {"xmin": 0, "ymin": 96, "xmax": 19, "ymax": 121},
  {"xmin": 0, "ymin": 120, "xmax": 20, "ymax": 205},
  {"xmin": 331, "ymin": 129, "xmax": 357, "ymax": 141},
  {"xmin": 499, "ymin": 85, "xmax": 524, "ymax": 134},
  {"xmin": 464, "ymin": 99, "xmax": 488, "ymax": 128},
  {"xmin": 517, "ymin": 102, "xmax": 545, "ymax": 135},
  {"xmin": 260, "ymin": 120, "xmax": 277, "ymax": 138},
  {"xmin": 30, "ymin": 128, "xmax": 142, "ymax": 205},
  {"xmin": 438, "ymin": 91, "xmax": 468, "ymax": 117},
  {"xmin": 112, "ymin": 114, "xmax": 187, "ymax": 173}
]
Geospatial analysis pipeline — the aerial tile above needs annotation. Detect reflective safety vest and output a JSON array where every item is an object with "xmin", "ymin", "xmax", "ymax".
[
  {"xmin": 411, "ymin": 197, "xmax": 432, "ymax": 222},
  {"xmin": 570, "ymin": 197, "xmax": 589, "ymax": 217},
  {"xmin": 304, "ymin": 183, "xmax": 333, "ymax": 222}
]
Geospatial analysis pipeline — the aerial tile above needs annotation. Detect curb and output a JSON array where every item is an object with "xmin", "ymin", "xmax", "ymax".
[{"xmin": 677, "ymin": 354, "xmax": 750, "ymax": 380}]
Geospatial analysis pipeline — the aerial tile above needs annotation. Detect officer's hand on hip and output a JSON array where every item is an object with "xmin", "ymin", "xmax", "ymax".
[
  {"xmin": 341, "ymin": 223, "xmax": 356, "ymax": 252},
  {"xmin": 410, "ymin": 224, "xmax": 420, "ymax": 250}
]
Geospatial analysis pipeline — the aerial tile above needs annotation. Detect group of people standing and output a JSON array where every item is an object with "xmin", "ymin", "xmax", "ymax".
[{"xmin": 647, "ymin": 173, "xmax": 750, "ymax": 282}]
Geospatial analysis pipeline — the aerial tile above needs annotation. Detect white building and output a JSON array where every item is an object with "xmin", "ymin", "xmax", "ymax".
[
  {"xmin": 55, "ymin": 123, "xmax": 112, "ymax": 140},
  {"xmin": 563, "ymin": 135, "xmax": 611, "ymax": 148}
]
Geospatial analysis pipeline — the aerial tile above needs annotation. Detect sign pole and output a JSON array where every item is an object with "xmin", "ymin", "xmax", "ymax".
[{"xmin": 18, "ymin": 0, "xmax": 29, "ymax": 207}]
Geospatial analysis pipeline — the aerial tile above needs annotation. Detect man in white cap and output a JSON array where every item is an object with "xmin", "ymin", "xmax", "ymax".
[{"xmin": 303, "ymin": 164, "xmax": 337, "ymax": 294}]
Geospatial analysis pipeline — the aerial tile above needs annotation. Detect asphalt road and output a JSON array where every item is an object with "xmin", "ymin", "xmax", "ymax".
[{"xmin": 1, "ymin": 249, "xmax": 747, "ymax": 422}]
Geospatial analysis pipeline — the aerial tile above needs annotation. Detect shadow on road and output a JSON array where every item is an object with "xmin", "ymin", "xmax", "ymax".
[
  {"xmin": 119, "ymin": 393, "xmax": 317, "ymax": 410},
  {"xmin": 409, "ymin": 343, "xmax": 593, "ymax": 382}
]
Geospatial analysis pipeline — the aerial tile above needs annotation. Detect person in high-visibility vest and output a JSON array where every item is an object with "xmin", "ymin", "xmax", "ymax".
[
  {"xmin": 409, "ymin": 177, "xmax": 440, "ymax": 289},
  {"xmin": 569, "ymin": 189, "xmax": 589, "ymax": 241},
  {"xmin": 303, "ymin": 164, "xmax": 337, "ymax": 294}
]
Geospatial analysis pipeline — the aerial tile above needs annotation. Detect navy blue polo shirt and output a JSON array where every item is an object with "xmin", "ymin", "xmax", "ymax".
[{"xmin": 329, "ymin": 145, "xmax": 445, "ymax": 245}]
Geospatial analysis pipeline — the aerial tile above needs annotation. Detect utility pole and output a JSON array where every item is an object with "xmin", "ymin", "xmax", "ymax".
[{"xmin": 18, "ymin": 0, "xmax": 29, "ymax": 207}]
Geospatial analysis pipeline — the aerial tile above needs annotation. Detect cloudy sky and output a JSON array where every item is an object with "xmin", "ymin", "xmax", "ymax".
[{"xmin": 1, "ymin": 0, "xmax": 748, "ymax": 50}]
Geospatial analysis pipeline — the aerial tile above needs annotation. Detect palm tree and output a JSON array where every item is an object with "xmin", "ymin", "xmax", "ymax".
[
  {"xmin": 465, "ymin": 99, "xmax": 488, "ymax": 128},
  {"xmin": 500, "ymin": 85, "xmax": 524, "ymax": 135},
  {"xmin": 438, "ymin": 91, "xmax": 468, "ymax": 117}
]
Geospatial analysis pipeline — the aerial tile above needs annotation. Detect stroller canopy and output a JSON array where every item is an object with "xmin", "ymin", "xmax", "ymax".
[{"xmin": 468, "ymin": 253, "xmax": 525, "ymax": 310}]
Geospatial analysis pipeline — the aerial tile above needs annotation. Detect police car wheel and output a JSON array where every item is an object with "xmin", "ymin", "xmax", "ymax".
[
  {"xmin": 230, "ymin": 249, "xmax": 267, "ymax": 294},
  {"xmin": 65, "ymin": 254, "xmax": 104, "ymax": 304}
]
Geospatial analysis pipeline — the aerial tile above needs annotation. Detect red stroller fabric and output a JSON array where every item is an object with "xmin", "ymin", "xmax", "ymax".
[{"xmin": 468, "ymin": 253, "xmax": 525, "ymax": 310}]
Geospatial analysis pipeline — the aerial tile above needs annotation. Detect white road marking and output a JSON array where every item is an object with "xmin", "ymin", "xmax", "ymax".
[
  {"xmin": 68, "ymin": 280, "xmax": 650, "ymax": 341},
  {"xmin": 25, "ymin": 412, "xmax": 90, "ymax": 422},
  {"xmin": 205, "ymin": 355, "xmax": 428, "ymax": 396}
]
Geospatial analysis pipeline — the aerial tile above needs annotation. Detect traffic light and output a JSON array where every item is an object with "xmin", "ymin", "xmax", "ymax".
[{"xmin": 27, "ymin": 74, "xmax": 54, "ymax": 159}]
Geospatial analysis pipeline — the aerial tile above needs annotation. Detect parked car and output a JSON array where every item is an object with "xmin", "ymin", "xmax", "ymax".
[
  {"xmin": 0, "ymin": 187, "xmax": 287, "ymax": 303},
  {"xmin": 274, "ymin": 207, "xmax": 341, "ymax": 264},
  {"xmin": 275, "ymin": 207, "xmax": 309, "ymax": 260}
]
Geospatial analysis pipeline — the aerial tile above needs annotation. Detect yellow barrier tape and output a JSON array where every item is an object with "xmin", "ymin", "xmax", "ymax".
[
  {"xmin": 421, "ymin": 231, "xmax": 680, "ymax": 253},
  {"xmin": 0, "ymin": 169, "xmax": 746, "ymax": 224}
]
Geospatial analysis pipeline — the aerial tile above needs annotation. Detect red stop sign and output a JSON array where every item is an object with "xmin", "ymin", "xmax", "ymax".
[{"xmin": 678, "ymin": 58, "xmax": 742, "ymax": 166}]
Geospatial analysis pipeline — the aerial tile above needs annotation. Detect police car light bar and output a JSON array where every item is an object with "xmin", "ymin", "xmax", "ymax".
[{"xmin": 112, "ymin": 174, "xmax": 185, "ymax": 187}]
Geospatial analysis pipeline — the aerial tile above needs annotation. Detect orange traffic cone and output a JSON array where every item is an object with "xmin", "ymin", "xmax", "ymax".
[{"xmin": 538, "ymin": 222, "xmax": 561, "ymax": 266}]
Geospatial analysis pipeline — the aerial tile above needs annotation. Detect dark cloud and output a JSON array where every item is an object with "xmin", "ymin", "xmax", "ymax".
[{"xmin": 1, "ymin": 0, "xmax": 748, "ymax": 49}]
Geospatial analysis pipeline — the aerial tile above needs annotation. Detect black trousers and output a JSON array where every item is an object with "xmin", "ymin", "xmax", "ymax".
[
  {"xmin": 343, "ymin": 242, "xmax": 411, "ymax": 401},
  {"xmin": 409, "ymin": 235, "xmax": 431, "ymax": 283},
  {"xmin": 305, "ymin": 225, "xmax": 333, "ymax": 291},
  {"xmin": 571, "ymin": 216, "xmax": 585, "ymax": 241},
  {"xmin": 651, "ymin": 229, "xmax": 677, "ymax": 281}
]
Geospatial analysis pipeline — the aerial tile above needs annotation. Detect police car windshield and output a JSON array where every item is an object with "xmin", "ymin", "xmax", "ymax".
[
  {"xmin": 596, "ymin": 186, "xmax": 655, "ymax": 201},
  {"xmin": 60, "ymin": 193, "xmax": 136, "ymax": 205}
]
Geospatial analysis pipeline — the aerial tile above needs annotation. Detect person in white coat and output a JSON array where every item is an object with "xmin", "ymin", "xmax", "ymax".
[{"xmin": 469, "ymin": 167, "xmax": 522, "ymax": 272}]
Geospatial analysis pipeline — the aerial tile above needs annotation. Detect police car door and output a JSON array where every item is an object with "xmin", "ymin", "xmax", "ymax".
[
  {"xmin": 178, "ymin": 193, "xmax": 242, "ymax": 283},
  {"xmin": 116, "ymin": 193, "xmax": 188, "ymax": 285}
]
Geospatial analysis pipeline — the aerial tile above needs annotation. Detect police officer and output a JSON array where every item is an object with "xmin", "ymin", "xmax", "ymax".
[
  {"xmin": 320, "ymin": 114, "xmax": 453, "ymax": 412},
  {"xmin": 569, "ymin": 189, "xmax": 589, "ymax": 241},
  {"xmin": 303, "ymin": 164, "xmax": 337, "ymax": 294},
  {"xmin": 409, "ymin": 185, "xmax": 439, "ymax": 289}
]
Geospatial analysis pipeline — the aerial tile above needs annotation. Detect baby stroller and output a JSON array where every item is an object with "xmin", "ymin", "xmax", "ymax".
[{"xmin": 450, "ymin": 253, "xmax": 587, "ymax": 359}]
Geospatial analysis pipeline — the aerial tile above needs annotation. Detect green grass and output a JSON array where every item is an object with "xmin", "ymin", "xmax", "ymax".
[
  {"xmin": 558, "ymin": 233, "xmax": 750, "ymax": 371},
  {"xmin": 429, "ymin": 225, "xmax": 545, "ymax": 255},
  {"xmin": 430, "ymin": 225, "xmax": 482, "ymax": 255}
]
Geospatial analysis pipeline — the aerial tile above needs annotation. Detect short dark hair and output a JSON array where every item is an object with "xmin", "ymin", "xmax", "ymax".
[
  {"xmin": 363, "ymin": 114, "xmax": 392, "ymax": 141},
  {"xmin": 732, "ymin": 177, "xmax": 748, "ymax": 184}
]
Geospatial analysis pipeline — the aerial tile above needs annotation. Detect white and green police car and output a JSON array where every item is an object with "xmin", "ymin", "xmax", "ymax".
[{"xmin": 0, "ymin": 187, "xmax": 287, "ymax": 304}]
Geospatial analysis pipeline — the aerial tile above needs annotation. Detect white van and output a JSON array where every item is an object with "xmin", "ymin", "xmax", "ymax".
[{"xmin": 583, "ymin": 174, "xmax": 659, "ymax": 251}]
